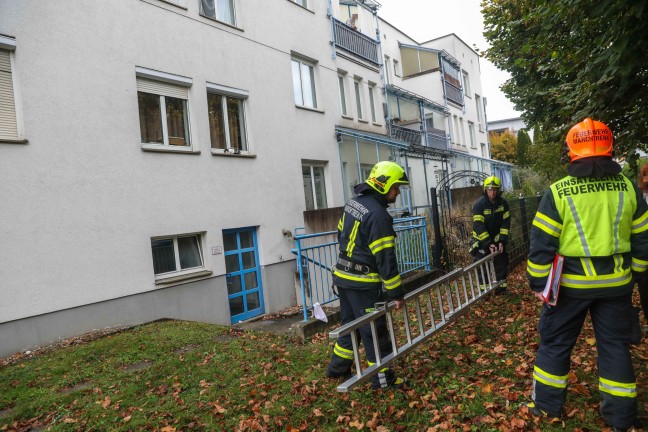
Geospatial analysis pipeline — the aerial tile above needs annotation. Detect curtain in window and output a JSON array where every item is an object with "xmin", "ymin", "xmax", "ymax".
[
  {"xmin": 138, "ymin": 92, "xmax": 163, "ymax": 144},
  {"xmin": 226, "ymin": 97, "xmax": 246, "ymax": 151},
  {"xmin": 208, "ymin": 93, "xmax": 226, "ymax": 149},
  {"xmin": 165, "ymin": 96, "xmax": 188, "ymax": 146}
]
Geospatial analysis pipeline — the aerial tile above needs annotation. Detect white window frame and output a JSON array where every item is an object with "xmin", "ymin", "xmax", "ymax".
[
  {"xmin": 199, "ymin": 0, "xmax": 237, "ymax": 26},
  {"xmin": 368, "ymin": 83, "xmax": 377, "ymax": 124},
  {"xmin": 459, "ymin": 117, "xmax": 466, "ymax": 147},
  {"xmin": 302, "ymin": 161, "xmax": 329, "ymax": 211},
  {"xmin": 206, "ymin": 82, "xmax": 250, "ymax": 155},
  {"xmin": 384, "ymin": 55, "xmax": 393, "ymax": 85},
  {"xmin": 136, "ymin": 67, "xmax": 194, "ymax": 153},
  {"xmin": 462, "ymin": 70, "xmax": 471, "ymax": 97},
  {"xmin": 394, "ymin": 59, "xmax": 401, "ymax": 78},
  {"xmin": 354, "ymin": 78, "xmax": 364, "ymax": 120},
  {"xmin": 0, "ymin": 36, "xmax": 25, "ymax": 143},
  {"xmin": 468, "ymin": 121, "xmax": 476, "ymax": 148},
  {"xmin": 338, "ymin": 73, "xmax": 348, "ymax": 117},
  {"xmin": 151, "ymin": 232, "xmax": 209, "ymax": 283},
  {"xmin": 291, "ymin": 56, "xmax": 319, "ymax": 110},
  {"xmin": 475, "ymin": 94, "xmax": 484, "ymax": 132},
  {"xmin": 291, "ymin": 0, "xmax": 308, "ymax": 8}
]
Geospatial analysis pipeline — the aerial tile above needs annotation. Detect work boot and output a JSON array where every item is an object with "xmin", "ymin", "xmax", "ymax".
[
  {"xmin": 325, "ymin": 369, "xmax": 353, "ymax": 381},
  {"xmin": 371, "ymin": 376, "xmax": 408, "ymax": 390},
  {"xmin": 371, "ymin": 367, "xmax": 408, "ymax": 390},
  {"xmin": 520, "ymin": 401, "xmax": 561, "ymax": 419}
]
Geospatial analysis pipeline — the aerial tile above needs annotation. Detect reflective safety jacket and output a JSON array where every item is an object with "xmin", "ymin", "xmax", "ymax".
[
  {"xmin": 470, "ymin": 195, "xmax": 510, "ymax": 253},
  {"xmin": 333, "ymin": 191, "xmax": 404, "ymax": 300},
  {"xmin": 527, "ymin": 174, "xmax": 648, "ymax": 298}
]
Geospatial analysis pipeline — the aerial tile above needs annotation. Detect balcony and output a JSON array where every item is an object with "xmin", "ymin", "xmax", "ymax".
[
  {"xmin": 444, "ymin": 81, "xmax": 463, "ymax": 107},
  {"xmin": 333, "ymin": 18, "xmax": 379, "ymax": 65},
  {"xmin": 426, "ymin": 131, "xmax": 448, "ymax": 151}
]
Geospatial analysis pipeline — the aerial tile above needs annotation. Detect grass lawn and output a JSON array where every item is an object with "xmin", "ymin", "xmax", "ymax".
[{"xmin": 1, "ymin": 265, "xmax": 647, "ymax": 431}]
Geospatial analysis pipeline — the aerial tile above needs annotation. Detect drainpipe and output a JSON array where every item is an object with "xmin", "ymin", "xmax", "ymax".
[{"xmin": 328, "ymin": 0, "xmax": 337, "ymax": 61}]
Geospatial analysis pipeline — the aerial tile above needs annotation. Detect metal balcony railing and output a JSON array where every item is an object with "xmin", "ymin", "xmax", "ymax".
[
  {"xmin": 426, "ymin": 131, "xmax": 448, "ymax": 150},
  {"xmin": 333, "ymin": 18, "xmax": 380, "ymax": 65},
  {"xmin": 390, "ymin": 124, "xmax": 422, "ymax": 146},
  {"xmin": 444, "ymin": 82, "xmax": 463, "ymax": 106}
]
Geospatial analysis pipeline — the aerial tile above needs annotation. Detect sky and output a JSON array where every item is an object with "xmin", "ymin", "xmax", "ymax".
[{"xmin": 376, "ymin": 0, "xmax": 521, "ymax": 121}]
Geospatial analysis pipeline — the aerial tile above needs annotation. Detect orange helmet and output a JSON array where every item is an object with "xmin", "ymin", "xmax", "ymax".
[{"xmin": 566, "ymin": 118, "xmax": 613, "ymax": 162}]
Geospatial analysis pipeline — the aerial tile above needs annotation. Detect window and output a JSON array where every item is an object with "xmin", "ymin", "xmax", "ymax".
[
  {"xmin": 338, "ymin": 74, "xmax": 347, "ymax": 116},
  {"xmin": 459, "ymin": 117, "xmax": 466, "ymax": 146},
  {"xmin": 384, "ymin": 55, "xmax": 392, "ymax": 84},
  {"xmin": 354, "ymin": 79, "xmax": 363, "ymax": 120},
  {"xmin": 136, "ymin": 68, "xmax": 193, "ymax": 150},
  {"xmin": 394, "ymin": 59, "xmax": 401, "ymax": 77},
  {"xmin": 291, "ymin": 58, "xmax": 318, "ymax": 109},
  {"xmin": 468, "ymin": 122, "xmax": 476, "ymax": 148},
  {"xmin": 200, "ymin": 0, "xmax": 235, "ymax": 25},
  {"xmin": 302, "ymin": 162, "xmax": 328, "ymax": 210},
  {"xmin": 481, "ymin": 142, "xmax": 487, "ymax": 158},
  {"xmin": 368, "ymin": 84, "xmax": 377, "ymax": 123},
  {"xmin": 151, "ymin": 233, "xmax": 205, "ymax": 278},
  {"xmin": 452, "ymin": 115, "xmax": 460, "ymax": 145},
  {"xmin": 292, "ymin": 0, "xmax": 307, "ymax": 7},
  {"xmin": 207, "ymin": 83, "xmax": 248, "ymax": 153},
  {"xmin": 475, "ymin": 94, "xmax": 484, "ymax": 131},
  {"xmin": 0, "ymin": 36, "xmax": 22, "ymax": 142},
  {"xmin": 462, "ymin": 70, "xmax": 471, "ymax": 97}
]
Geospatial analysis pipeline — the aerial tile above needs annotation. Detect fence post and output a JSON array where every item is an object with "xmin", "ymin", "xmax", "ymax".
[
  {"xmin": 430, "ymin": 188, "xmax": 447, "ymax": 271},
  {"xmin": 519, "ymin": 194, "xmax": 529, "ymax": 252}
]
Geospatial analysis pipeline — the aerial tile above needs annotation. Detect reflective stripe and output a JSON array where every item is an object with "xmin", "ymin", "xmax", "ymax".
[
  {"xmin": 369, "ymin": 236, "xmax": 395, "ymax": 254},
  {"xmin": 496, "ymin": 206, "xmax": 504, "ymax": 212},
  {"xmin": 632, "ymin": 209, "xmax": 648, "ymax": 234},
  {"xmin": 632, "ymin": 257, "xmax": 648, "ymax": 272},
  {"xmin": 473, "ymin": 230, "xmax": 489, "ymax": 241},
  {"xmin": 493, "ymin": 234, "xmax": 500, "ymax": 242},
  {"xmin": 612, "ymin": 255, "xmax": 622, "ymax": 275},
  {"xmin": 503, "ymin": 211, "xmax": 510, "ymax": 219},
  {"xmin": 599, "ymin": 377, "xmax": 636, "ymax": 398},
  {"xmin": 527, "ymin": 260, "xmax": 551, "ymax": 278},
  {"xmin": 580, "ymin": 258, "xmax": 595, "ymax": 277},
  {"xmin": 346, "ymin": 220, "xmax": 361, "ymax": 257},
  {"xmin": 484, "ymin": 209, "xmax": 492, "ymax": 215},
  {"xmin": 561, "ymin": 269, "xmax": 632, "ymax": 289},
  {"xmin": 566, "ymin": 197, "xmax": 591, "ymax": 255},
  {"xmin": 533, "ymin": 212, "xmax": 562, "ymax": 238},
  {"xmin": 333, "ymin": 342, "xmax": 354, "ymax": 360},
  {"xmin": 533, "ymin": 366, "xmax": 568, "ymax": 389},
  {"xmin": 500, "ymin": 228, "xmax": 509, "ymax": 235},
  {"xmin": 383, "ymin": 274, "xmax": 401, "ymax": 290},
  {"xmin": 333, "ymin": 268, "xmax": 381, "ymax": 283},
  {"xmin": 337, "ymin": 214, "xmax": 345, "ymax": 231},
  {"xmin": 473, "ymin": 215, "xmax": 485, "ymax": 223},
  {"xmin": 613, "ymin": 193, "xmax": 624, "ymax": 253}
]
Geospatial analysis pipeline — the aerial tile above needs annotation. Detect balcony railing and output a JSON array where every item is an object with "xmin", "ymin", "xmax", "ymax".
[
  {"xmin": 426, "ymin": 131, "xmax": 448, "ymax": 150},
  {"xmin": 391, "ymin": 124, "xmax": 422, "ymax": 146},
  {"xmin": 333, "ymin": 18, "xmax": 380, "ymax": 65},
  {"xmin": 444, "ymin": 81, "xmax": 463, "ymax": 107}
]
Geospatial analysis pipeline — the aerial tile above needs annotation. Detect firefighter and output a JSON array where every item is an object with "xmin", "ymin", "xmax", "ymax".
[
  {"xmin": 469, "ymin": 175, "xmax": 510, "ymax": 294},
  {"xmin": 524, "ymin": 118, "xmax": 648, "ymax": 431},
  {"xmin": 325, "ymin": 161, "xmax": 408, "ymax": 390},
  {"xmin": 638, "ymin": 164, "xmax": 648, "ymax": 333}
]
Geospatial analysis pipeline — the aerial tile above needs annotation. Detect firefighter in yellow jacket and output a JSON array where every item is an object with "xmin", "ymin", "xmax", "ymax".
[
  {"xmin": 524, "ymin": 119, "xmax": 648, "ymax": 431},
  {"xmin": 326, "ymin": 161, "xmax": 408, "ymax": 390}
]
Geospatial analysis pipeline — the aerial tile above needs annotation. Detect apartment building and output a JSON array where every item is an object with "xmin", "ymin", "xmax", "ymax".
[{"xmin": 0, "ymin": 0, "xmax": 511, "ymax": 356}]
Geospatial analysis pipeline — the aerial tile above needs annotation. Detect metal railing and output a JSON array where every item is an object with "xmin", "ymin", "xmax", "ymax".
[
  {"xmin": 292, "ymin": 216, "xmax": 430, "ymax": 321},
  {"xmin": 390, "ymin": 124, "xmax": 422, "ymax": 146},
  {"xmin": 333, "ymin": 18, "xmax": 380, "ymax": 65},
  {"xmin": 329, "ymin": 252, "xmax": 502, "ymax": 392},
  {"xmin": 425, "ymin": 131, "xmax": 448, "ymax": 150}
]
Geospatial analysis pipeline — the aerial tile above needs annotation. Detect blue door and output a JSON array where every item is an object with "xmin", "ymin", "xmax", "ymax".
[{"xmin": 223, "ymin": 227, "xmax": 264, "ymax": 323}]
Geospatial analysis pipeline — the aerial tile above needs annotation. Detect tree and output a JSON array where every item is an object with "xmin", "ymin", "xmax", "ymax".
[
  {"xmin": 516, "ymin": 129, "xmax": 531, "ymax": 167},
  {"xmin": 489, "ymin": 130, "xmax": 517, "ymax": 164},
  {"xmin": 482, "ymin": 0, "xmax": 648, "ymax": 172}
]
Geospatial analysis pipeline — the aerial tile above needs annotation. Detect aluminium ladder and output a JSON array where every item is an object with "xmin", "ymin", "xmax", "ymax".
[{"xmin": 328, "ymin": 252, "xmax": 504, "ymax": 392}]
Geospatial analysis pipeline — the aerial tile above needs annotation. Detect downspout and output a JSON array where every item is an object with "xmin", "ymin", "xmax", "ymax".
[{"xmin": 328, "ymin": 0, "xmax": 337, "ymax": 61}]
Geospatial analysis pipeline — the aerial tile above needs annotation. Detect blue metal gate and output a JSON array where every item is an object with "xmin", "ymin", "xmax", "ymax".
[{"xmin": 292, "ymin": 216, "xmax": 431, "ymax": 321}]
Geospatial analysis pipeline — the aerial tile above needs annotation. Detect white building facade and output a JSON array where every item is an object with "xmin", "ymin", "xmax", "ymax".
[{"xmin": 0, "ymin": 0, "xmax": 511, "ymax": 356}]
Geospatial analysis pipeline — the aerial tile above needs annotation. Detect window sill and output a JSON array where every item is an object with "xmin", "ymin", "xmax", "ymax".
[
  {"xmin": 199, "ymin": 13, "xmax": 243, "ymax": 31},
  {"xmin": 358, "ymin": 118, "xmax": 369, "ymax": 124},
  {"xmin": 295, "ymin": 105, "xmax": 325, "ymax": 114},
  {"xmin": 141, "ymin": 144, "xmax": 201, "ymax": 154},
  {"xmin": 286, "ymin": 0, "xmax": 314, "ymax": 13},
  {"xmin": 211, "ymin": 149, "xmax": 256, "ymax": 158},
  {"xmin": 341, "ymin": 114, "xmax": 354, "ymax": 120},
  {"xmin": 371, "ymin": 122, "xmax": 382, "ymax": 127},
  {"xmin": 155, "ymin": 269, "xmax": 213, "ymax": 286},
  {"xmin": 464, "ymin": 94, "xmax": 472, "ymax": 99},
  {"xmin": 0, "ymin": 138, "xmax": 28, "ymax": 144},
  {"xmin": 157, "ymin": 0, "xmax": 187, "ymax": 10}
]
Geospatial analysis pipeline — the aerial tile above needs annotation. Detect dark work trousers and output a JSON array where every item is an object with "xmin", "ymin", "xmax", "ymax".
[
  {"xmin": 326, "ymin": 286, "xmax": 396, "ymax": 388},
  {"xmin": 532, "ymin": 294, "xmax": 637, "ymax": 429},
  {"xmin": 473, "ymin": 248, "xmax": 509, "ymax": 291}
]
